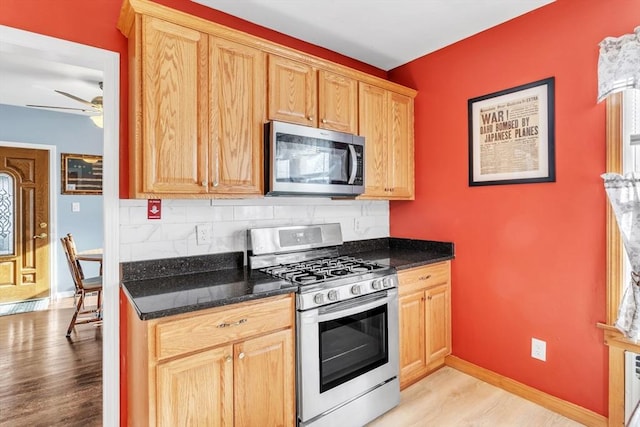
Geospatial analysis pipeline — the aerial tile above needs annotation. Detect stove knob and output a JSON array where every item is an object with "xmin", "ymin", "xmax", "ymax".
[
  {"xmin": 351, "ymin": 285, "xmax": 361, "ymax": 295},
  {"xmin": 314, "ymin": 293, "xmax": 325, "ymax": 305},
  {"xmin": 372, "ymin": 279, "xmax": 383, "ymax": 290},
  {"xmin": 327, "ymin": 290, "xmax": 339, "ymax": 301},
  {"xmin": 383, "ymin": 277, "xmax": 393, "ymax": 288}
]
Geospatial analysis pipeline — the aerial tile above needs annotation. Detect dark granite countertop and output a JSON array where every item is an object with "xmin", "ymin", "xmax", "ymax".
[
  {"xmin": 121, "ymin": 238, "xmax": 454, "ymax": 321},
  {"xmin": 121, "ymin": 252, "xmax": 296, "ymax": 320},
  {"xmin": 340, "ymin": 238, "xmax": 455, "ymax": 270}
]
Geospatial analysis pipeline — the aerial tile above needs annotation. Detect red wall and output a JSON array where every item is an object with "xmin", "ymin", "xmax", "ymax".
[
  {"xmin": 0, "ymin": 0, "xmax": 385, "ymax": 198},
  {"xmin": 388, "ymin": 0, "xmax": 639, "ymax": 416}
]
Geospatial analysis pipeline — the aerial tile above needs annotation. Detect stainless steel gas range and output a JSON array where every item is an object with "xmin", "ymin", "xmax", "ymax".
[{"xmin": 248, "ymin": 223, "xmax": 400, "ymax": 427}]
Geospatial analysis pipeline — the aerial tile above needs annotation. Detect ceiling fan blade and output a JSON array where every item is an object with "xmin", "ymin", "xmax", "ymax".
[
  {"xmin": 26, "ymin": 104, "xmax": 99, "ymax": 113},
  {"xmin": 54, "ymin": 90, "xmax": 95, "ymax": 107}
]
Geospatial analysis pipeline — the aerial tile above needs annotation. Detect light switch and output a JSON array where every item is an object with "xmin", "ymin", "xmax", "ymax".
[{"xmin": 72, "ymin": 202, "xmax": 80, "ymax": 212}]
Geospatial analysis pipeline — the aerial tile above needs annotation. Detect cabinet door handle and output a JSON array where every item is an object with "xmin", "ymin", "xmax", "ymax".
[
  {"xmin": 201, "ymin": 180, "xmax": 207, "ymax": 187},
  {"xmin": 321, "ymin": 118, "xmax": 327, "ymax": 124},
  {"xmin": 225, "ymin": 355, "xmax": 232, "ymax": 363},
  {"xmin": 418, "ymin": 275, "xmax": 432, "ymax": 281},
  {"xmin": 307, "ymin": 116, "xmax": 314, "ymax": 121},
  {"xmin": 217, "ymin": 318, "xmax": 247, "ymax": 328},
  {"xmin": 238, "ymin": 352, "xmax": 245, "ymax": 360},
  {"xmin": 428, "ymin": 295, "xmax": 432, "ymax": 300},
  {"xmin": 33, "ymin": 233, "xmax": 47, "ymax": 239}
]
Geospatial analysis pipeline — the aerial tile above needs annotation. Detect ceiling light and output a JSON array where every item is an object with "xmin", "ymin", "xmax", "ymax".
[{"xmin": 90, "ymin": 115, "xmax": 103, "ymax": 128}]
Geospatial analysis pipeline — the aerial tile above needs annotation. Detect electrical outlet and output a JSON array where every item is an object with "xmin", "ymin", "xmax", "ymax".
[
  {"xmin": 196, "ymin": 224, "xmax": 212, "ymax": 245},
  {"xmin": 531, "ymin": 338, "xmax": 546, "ymax": 361},
  {"xmin": 72, "ymin": 202, "xmax": 80, "ymax": 212}
]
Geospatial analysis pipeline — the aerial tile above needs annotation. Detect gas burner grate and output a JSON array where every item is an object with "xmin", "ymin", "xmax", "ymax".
[{"xmin": 260, "ymin": 256, "xmax": 385, "ymax": 285}]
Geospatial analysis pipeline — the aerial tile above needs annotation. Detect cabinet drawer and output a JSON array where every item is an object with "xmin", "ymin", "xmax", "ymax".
[
  {"xmin": 398, "ymin": 261, "xmax": 450, "ymax": 296},
  {"xmin": 154, "ymin": 295, "xmax": 293, "ymax": 360}
]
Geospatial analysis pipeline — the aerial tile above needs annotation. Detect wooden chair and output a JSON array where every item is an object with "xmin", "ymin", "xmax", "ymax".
[
  {"xmin": 60, "ymin": 234, "xmax": 103, "ymax": 337},
  {"xmin": 66, "ymin": 233, "xmax": 102, "ymax": 276}
]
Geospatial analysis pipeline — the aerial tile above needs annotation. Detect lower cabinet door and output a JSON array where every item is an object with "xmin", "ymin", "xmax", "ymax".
[
  {"xmin": 426, "ymin": 283, "xmax": 452, "ymax": 363},
  {"xmin": 234, "ymin": 328, "xmax": 295, "ymax": 427},
  {"xmin": 156, "ymin": 345, "xmax": 234, "ymax": 427},
  {"xmin": 399, "ymin": 290, "xmax": 427, "ymax": 388}
]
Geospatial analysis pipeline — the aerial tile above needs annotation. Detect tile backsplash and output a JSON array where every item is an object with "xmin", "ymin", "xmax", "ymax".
[{"xmin": 119, "ymin": 198, "xmax": 389, "ymax": 262}]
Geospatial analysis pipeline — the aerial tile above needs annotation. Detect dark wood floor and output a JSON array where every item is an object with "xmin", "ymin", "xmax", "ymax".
[{"xmin": 0, "ymin": 305, "xmax": 102, "ymax": 426}]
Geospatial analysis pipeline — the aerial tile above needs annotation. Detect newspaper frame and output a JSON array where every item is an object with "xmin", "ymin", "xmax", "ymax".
[{"xmin": 468, "ymin": 77, "xmax": 555, "ymax": 186}]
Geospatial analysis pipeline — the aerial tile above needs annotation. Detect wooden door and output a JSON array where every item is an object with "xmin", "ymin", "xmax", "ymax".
[
  {"xmin": 318, "ymin": 70, "xmax": 358, "ymax": 133},
  {"xmin": 234, "ymin": 329, "xmax": 295, "ymax": 427},
  {"xmin": 209, "ymin": 37, "xmax": 264, "ymax": 196},
  {"xmin": 156, "ymin": 345, "xmax": 234, "ymax": 427},
  {"xmin": 268, "ymin": 55, "xmax": 317, "ymax": 127},
  {"xmin": 0, "ymin": 147, "xmax": 50, "ymax": 304},
  {"xmin": 138, "ymin": 16, "xmax": 209, "ymax": 195},
  {"xmin": 358, "ymin": 83, "xmax": 388, "ymax": 197},
  {"xmin": 387, "ymin": 92, "xmax": 414, "ymax": 199},
  {"xmin": 426, "ymin": 283, "xmax": 452, "ymax": 364},
  {"xmin": 399, "ymin": 290, "xmax": 427, "ymax": 388}
]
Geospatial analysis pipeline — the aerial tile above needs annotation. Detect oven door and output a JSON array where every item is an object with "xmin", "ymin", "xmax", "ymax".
[{"xmin": 297, "ymin": 288, "xmax": 399, "ymax": 422}]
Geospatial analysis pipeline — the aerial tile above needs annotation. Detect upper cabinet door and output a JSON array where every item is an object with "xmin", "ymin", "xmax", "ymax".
[
  {"xmin": 209, "ymin": 38, "xmax": 265, "ymax": 196},
  {"xmin": 139, "ymin": 16, "xmax": 209, "ymax": 195},
  {"xmin": 388, "ymin": 92, "xmax": 414, "ymax": 199},
  {"xmin": 268, "ymin": 55, "xmax": 317, "ymax": 127},
  {"xmin": 318, "ymin": 70, "xmax": 358, "ymax": 133},
  {"xmin": 358, "ymin": 83, "xmax": 389, "ymax": 197}
]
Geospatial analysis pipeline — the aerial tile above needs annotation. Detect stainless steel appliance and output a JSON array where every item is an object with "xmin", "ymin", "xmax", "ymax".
[
  {"xmin": 248, "ymin": 223, "xmax": 400, "ymax": 427},
  {"xmin": 264, "ymin": 121, "xmax": 365, "ymax": 197}
]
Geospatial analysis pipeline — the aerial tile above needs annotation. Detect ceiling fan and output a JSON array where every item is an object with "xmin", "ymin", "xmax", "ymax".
[{"xmin": 26, "ymin": 81, "xmax": 103, "ymax": 127}]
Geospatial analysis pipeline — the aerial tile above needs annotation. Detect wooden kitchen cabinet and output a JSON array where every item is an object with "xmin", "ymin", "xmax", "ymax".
[
  {"xmin": 134, "ymin": 16, "xmax": 209, "ymax": 196},
  {"xmin": 268, "ymin": 55, "xmax": 317, "ymax": 127},
  {"xmin": 122, "ymin": 15, "xmax": 264, "ymax": 198},
  {"xmin": 119, "ymin": 0, "xmax": 416, "ymax": 199},
  {"xmin": 209, "ymin": 37, "xmax": 265, "ymax": 196},
  {"xmin": 358, "ymin": 83, "xmax": 415, "ymax": 200},
  {"xmin": 398, "ymin": 261, "xmax": 451, "ymax": 389},
  {"xmin": 125, "ymin": 294, "xmax": 296, "ymax": 426},
  {"xmin": 268, "ymin": 55, "xmax": 358, "ymax": 133},
  {"xmin": 156, "ymin": 345, "xmax": 233, "ymax": 426}
]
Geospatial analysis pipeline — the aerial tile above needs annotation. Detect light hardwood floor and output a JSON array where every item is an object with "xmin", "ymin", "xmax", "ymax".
[{"xmin": 368, "ymin": 366, "xmax": 584, "ymax": 427}]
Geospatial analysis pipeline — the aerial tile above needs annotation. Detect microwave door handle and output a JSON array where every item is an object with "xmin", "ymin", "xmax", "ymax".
[
  {"xmin": 348, "ymin": 144, "xmax": 357, "ymax": 184},
  {"xmin": 317, "ymin": 291, "xmax": 396, "ymax": 322}
]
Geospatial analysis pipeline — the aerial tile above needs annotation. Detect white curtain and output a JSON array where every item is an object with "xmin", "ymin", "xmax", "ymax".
[
  {"xmin": 598, "ymin": 26, "xmax": 640, "ymax": 102},
  {"xmin": 603, "ymin": 173, "xmax": 640, "ymax": 339}
]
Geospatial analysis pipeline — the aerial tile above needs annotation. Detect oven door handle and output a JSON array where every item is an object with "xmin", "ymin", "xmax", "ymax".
[
  {"xmin": 347, "ymin": 144, "xmax": 358, "ymax": 185},
  {"xmin": 317, "ymin": 291, "xmax": 396, "ymax": 322}
]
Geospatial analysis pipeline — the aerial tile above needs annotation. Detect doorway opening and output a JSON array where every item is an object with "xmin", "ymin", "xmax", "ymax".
[{"xmin": 0, "ymin": 25, "xmax": 120, "ymax": 426}]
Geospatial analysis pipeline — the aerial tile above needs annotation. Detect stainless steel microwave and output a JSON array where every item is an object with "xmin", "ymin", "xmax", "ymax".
[{"xmin": 264, "ymin": 121, "xmax": 365, "ymax": 197}]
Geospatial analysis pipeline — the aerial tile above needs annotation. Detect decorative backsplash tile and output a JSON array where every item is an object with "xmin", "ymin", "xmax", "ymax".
[{"xmin": 120, "ymin": 198, "xmax": 389, "ymax": 262}]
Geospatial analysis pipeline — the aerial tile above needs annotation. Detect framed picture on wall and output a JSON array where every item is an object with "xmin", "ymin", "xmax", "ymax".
[
  {"xmin": 61, "ymin": 153, "xmax": 103, "ymax": 195},
  {"xmin": 468, "ymin": 77, "xmax": 555, "ymax": 186}
]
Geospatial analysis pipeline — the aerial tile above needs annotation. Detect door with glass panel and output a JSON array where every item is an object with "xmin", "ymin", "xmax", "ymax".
[{"xmin": 0, "ymin": 147, "xmax": 50, "ymax": 303}]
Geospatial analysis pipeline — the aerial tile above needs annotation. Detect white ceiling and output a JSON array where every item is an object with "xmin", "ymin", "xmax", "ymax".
[
  {"xmin": 192, "ymin": 0, "xmax": 555, "ymax": 71},
  {"xmin": 0, "ymin": 41, "xmax": 103, "ymax": 116},
  {"xmin": 0, "ymin": 0, "xmax": 553, "ymax": 113}
]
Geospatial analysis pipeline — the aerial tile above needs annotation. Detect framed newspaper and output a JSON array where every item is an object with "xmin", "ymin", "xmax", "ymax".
[{"xmin": 468, "ymin": 77, "xmax": 555, "ymax": 186}]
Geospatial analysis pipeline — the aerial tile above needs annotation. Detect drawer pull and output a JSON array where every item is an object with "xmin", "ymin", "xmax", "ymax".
[
  {"xmin": 217, "ymin": 318, "xmax": 247, "ymax": 328},
  {"xmin": 418, "ymin": 275, "xmax": 432, "ymax": 281}
]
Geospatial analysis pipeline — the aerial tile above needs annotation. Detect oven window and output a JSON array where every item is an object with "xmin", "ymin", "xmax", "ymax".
[{"xmin": 318, "ymin": 304, "xmax": 388, "ymax": 393}]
